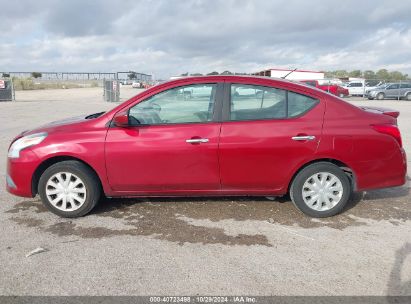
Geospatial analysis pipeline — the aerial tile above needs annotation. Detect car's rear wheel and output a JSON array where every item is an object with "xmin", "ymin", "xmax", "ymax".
[
  {"xmin": 339, "ymin": 93, "xmax": 345, "ymax": 98},
  {"xmin": 376, "ymin": 93, "xmax": 385, "ymax": 100},
  {"xmin": 38, "ymin": 161, "xmax": 101, "ymax": 218},
  {"xmin": 406, "ymin": 93, "xmax": 411, "ymax": 101},
  {"xmin": 290, "ymin": 162, "xmax": 351, "ymax": 218}
]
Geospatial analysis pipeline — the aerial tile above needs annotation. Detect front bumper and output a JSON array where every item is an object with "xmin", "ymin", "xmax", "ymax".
[
  {"xmin": 366, "ymin": 91, "xmax": 378, "ymax": 98},
  {"xmin": 6, "ymin": 148, "xmax": 39, "ymax": 197}
]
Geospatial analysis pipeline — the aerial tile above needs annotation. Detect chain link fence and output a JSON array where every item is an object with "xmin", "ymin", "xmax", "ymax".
[
  {"xmin": 103, "ymin": 80, "xmax": 120, "ymax": 102},
  {"xmin": 0, "ymin": 78, "xmax": 15, "ymax": 101}
]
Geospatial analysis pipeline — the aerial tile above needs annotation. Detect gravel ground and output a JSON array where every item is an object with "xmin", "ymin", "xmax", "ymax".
[{"xmin": 0, "ymin": 86, "xmax": 410, "ymax": 296}]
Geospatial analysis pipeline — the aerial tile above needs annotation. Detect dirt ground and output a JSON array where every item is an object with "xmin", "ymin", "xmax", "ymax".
[{"xmin": 0, "ymin": 86, "xmax": 410, "ymax": 296}]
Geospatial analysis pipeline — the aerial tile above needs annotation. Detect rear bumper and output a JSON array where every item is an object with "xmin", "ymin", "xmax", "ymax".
[
  {"xmin": 6, "ymin": 149, "xmax": 39, "ymax": 197},
  {"xmin": 354, "ymin": 148, "xmax": 407, "ymax": 191}
]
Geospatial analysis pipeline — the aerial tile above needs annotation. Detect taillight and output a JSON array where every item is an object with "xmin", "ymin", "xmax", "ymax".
[{"xmin": 372, "ymin": 124, "xmax": 402, "ymax": 147}]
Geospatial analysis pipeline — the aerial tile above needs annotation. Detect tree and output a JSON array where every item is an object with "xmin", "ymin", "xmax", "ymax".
[
  {"xmin": 207, "ymin": 71, "xmax": 219, "ymax": 75},
  {"xmin": 363, "ymin": 70, "xmax": 376, "ymax": 79},
  {"xmin": 334, "ymin": 70, "xmax": 349, "ymax": 78},
  {"xmin": 376, "ymin": 69, "xmax": 390, "ymax": 80},
  {"xmin": 326, "ymin": 69, "xmax": 410, "ymax": 81},
  {"xmin": 348, "ymin": 70, "xmax": 362, "ymax": 78},
  {"xmin": 2, "ymin": 73, "xmax": 10, "ymax": 78},
  {"xmin": 180, "ymin": 72, "xmax": 189, "ymax": 76},
  {"xmin": 128, "ymin": 72, "xmax": 137, "ymax": 80},
  {"xmin": 221, "ymin": 70, "xmax": 233, "ymax": 75},
  {"xmin": 190, "ymin": 73, "xmax": 203, "ymax": 76},
  {"xmin": 31, "ymin": 72, "xmax": 42, "ymax": 78},
  {"xmin": 389, "ymin": 71, "xmax": 407, "ymax": 81}
]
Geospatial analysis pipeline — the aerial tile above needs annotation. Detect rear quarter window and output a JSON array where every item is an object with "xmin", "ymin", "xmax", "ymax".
[{"xmin": 287, "ymin": 92, "xmax": 319, "ymax": 118}]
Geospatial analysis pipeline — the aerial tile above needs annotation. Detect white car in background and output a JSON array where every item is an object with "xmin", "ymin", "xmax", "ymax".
[
  {"xmin": 132, "ymin": 81, "xmax": 141, "ymax": 88},
  {"xmin": 343, "ymin": 81, "xmax": 384, "ymax": 96}
]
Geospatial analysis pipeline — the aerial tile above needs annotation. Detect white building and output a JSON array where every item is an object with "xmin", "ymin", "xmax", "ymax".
[{"xmin": 252, "ymin": 68, "xmax": 325, "ymax": 80}]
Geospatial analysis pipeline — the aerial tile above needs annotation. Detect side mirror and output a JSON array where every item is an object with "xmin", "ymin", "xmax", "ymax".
[{"xmin": 113, "ymin": 110, "xmax": 130, "ymax": 127}]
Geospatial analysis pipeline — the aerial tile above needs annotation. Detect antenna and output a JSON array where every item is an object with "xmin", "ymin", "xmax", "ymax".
[{"xmin": 282, "ymin": 68, "xmax": 297, "ymax": 79}]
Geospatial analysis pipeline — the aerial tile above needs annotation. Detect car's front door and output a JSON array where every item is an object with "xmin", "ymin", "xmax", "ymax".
[
  {"xmin": 218, "ymin": 82, "xmax": 325, "ymax": 194},
  {"xmin": 105, "ymin": 83, "xmax": 223, "ymax": 193}
]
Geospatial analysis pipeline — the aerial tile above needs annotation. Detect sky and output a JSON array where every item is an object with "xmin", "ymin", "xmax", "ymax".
[{"xmin": 1, "ymin": 0, "xmax": 411, "ymax": 79}]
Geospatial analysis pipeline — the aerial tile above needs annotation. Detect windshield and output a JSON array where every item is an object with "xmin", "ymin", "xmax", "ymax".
[{"xmin": 375, "ymin": 84, "xmax": 388, "ymax": 89}]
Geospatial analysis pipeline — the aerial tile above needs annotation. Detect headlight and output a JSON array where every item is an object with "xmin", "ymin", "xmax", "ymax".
[{"xmin": 8, "ymin": 132, "xmax": 47, "ymax": 158}]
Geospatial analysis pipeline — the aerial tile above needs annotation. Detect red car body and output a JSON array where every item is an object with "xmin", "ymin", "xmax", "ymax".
[
  {"xmin": 7, "ymin": 76, "xmax": 407, "ymax": 201},
  {"xmin": 300, "ymin": 80, "xmax": 349, "ymax": 97}
]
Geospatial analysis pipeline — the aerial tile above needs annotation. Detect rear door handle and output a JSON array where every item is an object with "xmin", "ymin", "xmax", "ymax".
[
  {"xmin": 292, "ymin": 135, "xmax": 316, "ymax": 141},
  {"xmin": 186, "ymin": 138, "xmax": 209, "ymax": 144}
]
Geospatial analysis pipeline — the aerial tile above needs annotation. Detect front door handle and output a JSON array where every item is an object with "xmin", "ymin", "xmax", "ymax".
[
  {"xmin": 292, "ymin": 135, "xmax": 316, "ymax": 141},
  {"xmin": 186, "ymin": 138, "xmax": 209, "ymax": 144}
]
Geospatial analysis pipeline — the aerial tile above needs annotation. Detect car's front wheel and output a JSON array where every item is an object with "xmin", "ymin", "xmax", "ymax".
[
  {"xmin": 406, "ymin": 92, "xmax": 411, "ymax": 101},
  {"xmin": 290, "ymin": 162, "xmax": 351, "ymax": 218},
  {"xmin": 376, "ymin": 92, "xmax": 385, "ymax": 100},
  {"xmin": 38, "ymin": 160, "xmax": 101, "ymax": 218}
]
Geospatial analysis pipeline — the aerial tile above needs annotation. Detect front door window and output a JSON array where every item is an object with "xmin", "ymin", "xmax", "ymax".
[{"xmin": 129, "ymin": 84, "xmax": 216, "ymax": 125}]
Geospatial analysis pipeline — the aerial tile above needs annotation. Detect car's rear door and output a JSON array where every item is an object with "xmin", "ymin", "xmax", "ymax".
[
  {"xmin": 385, "ymin": 84, "xmax": 400, "ymax": 98},
  {"xmin": 218, "ymin": 81, "xmax": 325, "ymax": 194},
  {"xmin": 105, "ymin": 82, "xmax": 224, "ymax": 194},
  {"xmin": 400, "ymin": 83, "xmax": 411, "ymax": 97}
]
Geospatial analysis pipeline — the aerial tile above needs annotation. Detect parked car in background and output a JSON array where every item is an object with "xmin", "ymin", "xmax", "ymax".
[
  {"xmin": 6, "ymin": 76, "xmax": 406, "ymax": 219},
  {"xmin": 343, "ymin": 81, "xmax": 384, "ymax": 96},
  {"xmin": 300, "ymin": 80, "xmax": 349, "ymax": 98},
  {"xmin": 366, "ymin": 82, "xmax": 411, "ymax": 100},
  {"xmin": 132, "ymin": 81, "xmax": 141, "ymax": 88}
]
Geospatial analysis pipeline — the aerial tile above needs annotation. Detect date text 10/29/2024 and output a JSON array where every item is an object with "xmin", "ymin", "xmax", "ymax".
[{"xmin": 149, "ymin": 296, "xmax": 257, "ymax": 303}]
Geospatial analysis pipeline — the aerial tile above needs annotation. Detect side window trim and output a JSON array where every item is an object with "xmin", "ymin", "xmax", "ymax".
[
  {"xmin": 212, "ymin": 82, "xmax": 225, "ymax": 122},
  {"xmin": 222, "ymin": 82, "xmax": 319, "ymax": 122}
]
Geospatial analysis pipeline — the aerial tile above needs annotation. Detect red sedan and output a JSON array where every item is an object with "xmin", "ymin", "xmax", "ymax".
[{"xmin": 6, "ymin": 76, "xmax": 407, "ymax": 218}]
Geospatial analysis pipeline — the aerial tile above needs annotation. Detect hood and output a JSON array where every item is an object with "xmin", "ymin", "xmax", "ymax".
[
  {"xmin": 17, "ymin": 112, "xmax": 105, "ymax": 139},
  {"xmin": 44, "ymin": 115, "xmax": 87, "ymax": 127}
]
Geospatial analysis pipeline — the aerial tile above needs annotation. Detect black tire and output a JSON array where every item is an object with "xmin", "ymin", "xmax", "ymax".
[
  {"xmin": 368, "ymin": 97, "xmax": 374, "ymax": 100},
  {"xmin": 38, "ymin": 161, "xmax": 101, "ymax": 218},
  {"xmin": 290, "ymin": 162, "xmax": 351, "ymax": 218},
  {"xmin": 376, "ymin": 93, "xmax": 385, "ymax": 100}
]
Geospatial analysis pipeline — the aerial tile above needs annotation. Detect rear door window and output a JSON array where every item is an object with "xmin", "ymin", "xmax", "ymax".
[
  {"xmin": 349, "ymin": 82, "xmax": 363, "ymax": 87},
  {"xmin": 229, "ymin": 84, "xmax": 318, "ymax": 121},
  {"xmin": 387, "ymin": 84, "xmax": 399, "ymax": 89}
]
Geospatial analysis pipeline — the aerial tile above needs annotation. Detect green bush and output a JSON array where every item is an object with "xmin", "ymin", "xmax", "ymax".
[{"xmin": 11, "ymin": 77, "xmax": 89, "ymax": 90}]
